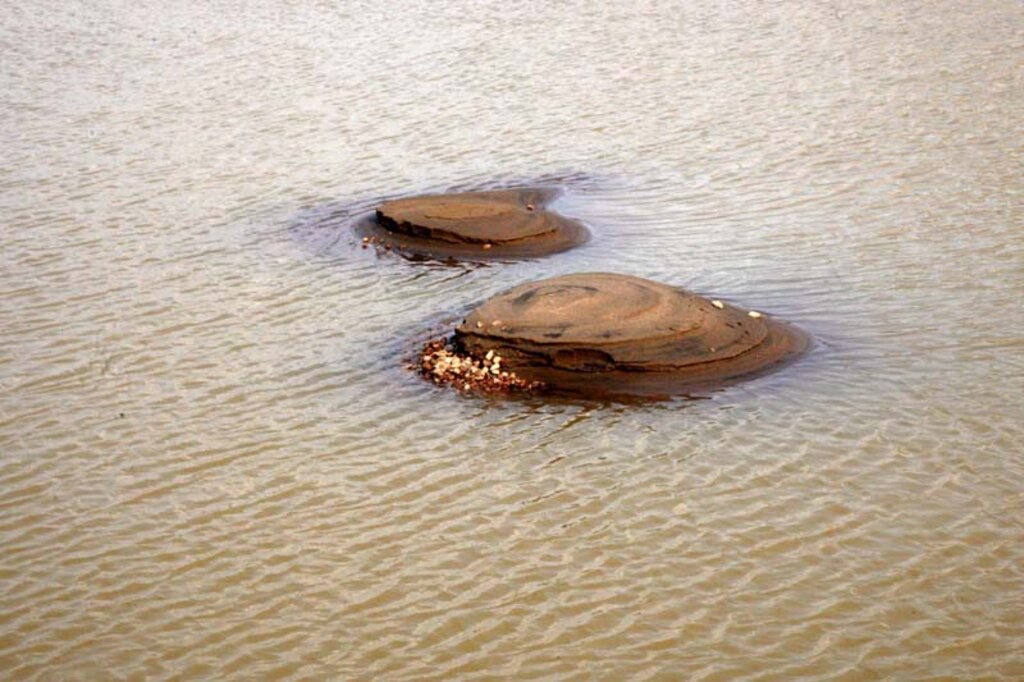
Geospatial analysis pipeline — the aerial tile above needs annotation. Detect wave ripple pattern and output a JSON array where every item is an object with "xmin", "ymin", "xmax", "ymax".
[{"xmin": 1, "ymin": 0, "xmax": 1022, "ymax": 679}]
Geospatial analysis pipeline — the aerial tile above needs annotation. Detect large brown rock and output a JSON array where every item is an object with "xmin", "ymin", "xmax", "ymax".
[
  {"xmin": 454, "ymin": 273, "xmax": 808, "ymax": 397},
  {"xmin": 358, "ymin": 188, "xmax": 588, "ymax": 260}
]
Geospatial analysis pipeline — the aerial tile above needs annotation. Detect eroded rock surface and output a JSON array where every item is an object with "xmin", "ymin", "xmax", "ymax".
[
  {"xmin": 358, "ymin": 188, "xmax": 588, "ymax": 260},
  {"xmin": 449, "ymin": 273, "xmax": 808, "ymax": 398}
]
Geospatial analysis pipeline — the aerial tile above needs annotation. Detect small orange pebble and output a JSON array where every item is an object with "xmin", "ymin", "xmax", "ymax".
[{"xmin": 483, "ymin": 243, "xmax": 492, "ymax": 250}]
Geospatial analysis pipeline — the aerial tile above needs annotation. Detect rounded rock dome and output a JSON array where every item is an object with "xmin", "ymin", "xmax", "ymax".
[
  {"xmin": 451, "ymin": 273, "xmax": 808, "ymax": 397},
  {"xmin": 358, "ymin": 188, "xmax": 588, "ymax": 260}
]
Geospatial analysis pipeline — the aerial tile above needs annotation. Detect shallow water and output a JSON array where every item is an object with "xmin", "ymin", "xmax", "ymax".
[{"xmin": 2, "ymin": 1, "xmax": 1023, "ymax": 679}]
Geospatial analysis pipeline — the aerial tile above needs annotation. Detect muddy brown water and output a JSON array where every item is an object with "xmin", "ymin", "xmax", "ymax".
[{"xmin": 2, "ymin": 1, "xmax": 1023, "ymax": 679}]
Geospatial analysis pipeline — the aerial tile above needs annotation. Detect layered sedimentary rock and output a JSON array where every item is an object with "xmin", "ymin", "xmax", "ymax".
[
  {"xmin": 451, "ymin": 273, "xmax": 808, "ymax": 397},
  {"xmin": 358, "ymin": 188, "xmax": 588, "ymax": 259}
]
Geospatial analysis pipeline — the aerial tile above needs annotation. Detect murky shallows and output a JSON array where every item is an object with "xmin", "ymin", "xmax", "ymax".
[{"xmin": 1, "ymin": 1, "xmax": 1022, "ymax": 679}]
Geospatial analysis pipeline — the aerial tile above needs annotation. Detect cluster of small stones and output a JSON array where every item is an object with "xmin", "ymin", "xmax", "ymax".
[
  {"xmin": 361, "ymin": 235, "xmax": 392, "ymax": 251},
  {"xmin": 418, "ymin": 339, "xmax": 544, "ymax": 394}
]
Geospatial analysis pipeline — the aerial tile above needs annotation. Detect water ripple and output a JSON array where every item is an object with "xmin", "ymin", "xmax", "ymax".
[{"xmin": 2, "ymin": 0, "xmax": 1023, "ymax": 679}]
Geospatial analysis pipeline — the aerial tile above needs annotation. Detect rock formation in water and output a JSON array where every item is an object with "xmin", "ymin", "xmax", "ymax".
[
  {"xmin": 357, "ymin": 188, "xmax": 588, "ymax": 260},
  {"xmin": 439, "ymin": 272, "xmax": 807, "ymax": 398}
]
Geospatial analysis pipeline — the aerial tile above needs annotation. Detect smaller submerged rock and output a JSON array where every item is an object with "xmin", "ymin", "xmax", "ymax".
[
  {"xmin": 357, "ymin": 188, "xmax": 588, "ymax": 260},
  {"xmin": 424, "ymin": 273, "xmax": 808, "ymax": 399}
]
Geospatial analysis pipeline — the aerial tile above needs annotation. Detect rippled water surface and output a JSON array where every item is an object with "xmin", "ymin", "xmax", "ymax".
[{"xmin": 3, "ymin": 1, "xmax": 1023, "ymax": 679}]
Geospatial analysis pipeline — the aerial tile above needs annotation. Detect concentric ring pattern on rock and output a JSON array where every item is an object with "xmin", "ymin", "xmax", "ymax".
[
  {"xmin": 357, "ymin": 188, "xmax": 589, "ymax": 260},
  {"xmin": 454, "ymin": 273, "xmax": 808, "ymax": 397}
]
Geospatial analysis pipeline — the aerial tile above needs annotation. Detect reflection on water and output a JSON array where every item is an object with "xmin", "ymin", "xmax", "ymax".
[{"xmin": 2, "ymin": 0, "xmax": 1022, "ymax": 679}]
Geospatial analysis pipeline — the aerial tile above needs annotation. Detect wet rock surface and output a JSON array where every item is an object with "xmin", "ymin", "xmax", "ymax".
[
  {"xmin": 356, "ymin": 188, "xmax": 588, "ymax": 260},
  {"xmin": 445, "ymin": 273, "xmax": 808, "ymax": 398}
]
